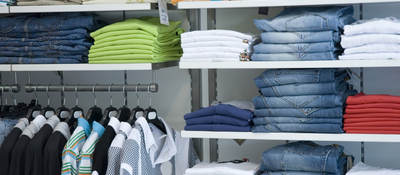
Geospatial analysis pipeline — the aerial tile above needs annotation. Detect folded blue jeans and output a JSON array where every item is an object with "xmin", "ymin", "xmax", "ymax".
[
  {"xmin": 251, "ymin": 52, "xmax": 338, "ymax": 61},
  {"xmin": 0, "ymin": 39, "xmax": 92, "ymax": 48},
  {"xmin": 254, "ymin": 6, "xmax": 354, "ymax": 32},
  {"xmin": 185, "ymin": 124, "xmax": 251, "ymax": 132},
  {"xmin": 0, "ymin": 118, "xmax": 19, "ymax": 144},
  {"xmin": 184, "ymin": 104, "xmax": 253, "ymax": 121},
  {"xmin": 0, "ymin": 28, "xmax": 89, "ymax": 39},
  {"xmin": 261, "ymin": 31, "xmax": 340, "ymax": 44},
  {"xmin": 185, "ymin": 115, "xmax": 250, "ymax": 126},
  {"xmin": 259, "ymin": 81, "xmax": 348, "ymax": 96},
  {"xmin": 259, "ymin": 142, "xmax": 346, "ymax": 174},
  {"xmin": 0, "ymin": 13, "xmax": 96, "ymax": 34},
  {"xmin": 0, "ymin": 51, "xmax": 87, "ymax": 60},
  {"xmin": 252, "ymin": 123, "xmax": 343, "ymax": 133},
  {"xmin": 254, "ymin": 107, "xmax": 343, "ymax": 118},
  {"xmin": 261, "ymin": 171, "xmax": 340, "ymax": 175},
  {"xmin": 0, "ymin": 57, "xmax": 83, "ymax": 64},
  {"xmin": 0, "ymin": 45, "xmax": 89, "ymax": 53},
  {"xmin": 253, "ymin": 94, "xmax": 347, "ymax": 108},
  {"xmin": 254, "ymin": 69, "xmax": 347, "ymax": 87},
  {"xmin": 253, "ymin": 42, "xmax": 339, "ymax": 53},
  {"xmin": 253, "ymin": 117, "xmax": 342, "ymax": 125}
]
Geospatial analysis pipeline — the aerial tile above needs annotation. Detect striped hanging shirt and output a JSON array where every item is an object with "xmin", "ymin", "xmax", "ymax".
[
  {"xmin": 78, "ymin": 121, "xmax": 105, "ymax": 175},
  {"xmin": 62, "ymin": 118, "xmax": 91, "ymax": 175}
]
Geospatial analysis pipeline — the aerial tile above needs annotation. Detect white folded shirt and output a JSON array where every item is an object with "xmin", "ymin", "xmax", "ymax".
[
  {"xmin": 341, "ymin": 34, "xmax": 400, "ymax": 48},
  {"xmin": 181, "ymin": 36, "xmax": 247, "ymax": 45},
  {"xmin": 181, "ymin": 52, "xmax": 242, "ymax": 62},
  {"xmin": 184, "ymin": 162, "xmax": 259, "ymax": 175},
  {"xmin": 183, "ymin": 47, "xmax": 246, "ymax": 54},
  {"xmin": 346, "ymin": 162, "xmax": 400, "ymax": 175},
  {"xmin": 339, "ymin": 53, "xmax": 400, "ymax": 60},
  {"xmin": 182, "ymin": 41, "xmax": 249, "ymax": 50},
  {"xmin": 344, "ymin": 17, "xmax": 400, "ymax": 36},
  {"xmin": 344, "ymin": 44, "xmax": 400, "ymax": 55},
  {"xmin": 181, "ymin": 30, "xmax": 253, "ymax": 41}
]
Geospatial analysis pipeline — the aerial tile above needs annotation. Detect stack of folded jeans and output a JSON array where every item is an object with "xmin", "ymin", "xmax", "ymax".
[
  {"xmin": 258, "ymin": 141, "xmax": 348, "ymax": 175},
  {"xmin": 252, "ymin": 69, "xmax": 357, "ymax": 133},
  {"xmin": 184, "ymin": 103, "xmax": 254, "ymax": 132},
  {"xmin": 340, "ymin": 17, "xmax": 400, "ymax": 60},
  {"xmin": 89, "ymin": 17, "xmax": 183, "ymax": 64},
  {"xmin": 252, "ymin": 6, "xmax": 354, "ymax": 61},
  {"xmin": 180, "ymin": 30, "xmax": 258, "ymax": 62},
  {"xmin": 344, "ymin": 93, "xmax": 400, "ymax": 134},
  {"xmin": 0, "ymin": 13, "xmax": 97, "ymax": 64}
]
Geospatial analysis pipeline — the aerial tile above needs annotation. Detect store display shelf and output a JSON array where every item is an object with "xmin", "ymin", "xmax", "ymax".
[
  {"xmin": 179, "ymin": 60, "xmax": 400, "ymax": 69},
  {"xmin": 0, "ymin": 65, "xmax": 12, "ymax": 71},
  {"xmin": 0, "ymin": 6, "xmax": 9, "ymax": 13},
  {"xmin": 181, "ymin": 131, "xmax": 400, "ymax": 143},
  {"xmin": 10, "ymin": 62, "xmax": 177, "ymax": 71},
  {"xmin": 178, "ymin": 0, "xmax": 400, "ymax": 9},
  {"xmin": 9, "ymin": 3, "xmax": 151, "ymax": 13}
]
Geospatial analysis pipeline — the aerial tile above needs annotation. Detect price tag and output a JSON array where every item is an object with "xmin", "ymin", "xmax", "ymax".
[{"xmin": 158, "ymin": 0, "xmax": 169, "ymax": 25}]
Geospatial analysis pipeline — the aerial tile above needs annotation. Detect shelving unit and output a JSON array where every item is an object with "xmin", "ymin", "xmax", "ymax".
[
  {"xmin": 179, "ymin": 60, "xmax": 400, "ymax": 69},
  {"xmin": 182, "ymin": 131, "xmax": 400, "ymax": 143},
  {"xmin": 0, "ymin": 65, "xmax": 11, "ymax": 71},
  {"xmin": 10, "ymin": 61, "xmax": 177, "ymax": 71},
  {"xmin": 8, "ymin": 3, "xmax": 151, "ymax": 13}
]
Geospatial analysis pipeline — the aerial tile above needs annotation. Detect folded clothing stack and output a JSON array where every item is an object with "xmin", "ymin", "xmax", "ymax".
[
  {"xmin": 344, "ymin": 93, "xmax": 400, "ymax": 134},
  {"xmin": 17, "ymin": 0, "xmax": 78, "ymax": 5},
  {"xmin": 340, "ymin": 17, "xmax": 400, "ymax": 60},
  {"xmin": 252, "ymin": 69, "xmax": 357, "ymax": 133},
  {"xmin": 0, "ymin": 0, "xmax": 14, "ymax": 6},
  {"xmin": 258, "ymin": 141, "xmax": 348, "ymax": 175},
  {"xmin": 184, "ymin": 162, "xmax": 259, "ymax": 175},
  {"xmin": 180, "ymin": 30, "xmax": 257, "ymax": 62},
  {"xmin": 89, "ymin": 17, "xmax": 183, "ymax": 64},
  {"xmin": 0, "ymin": 13, "xmax": 97, "ymax": 64},
  {"xmin": 184, "ymin": 102, "xmax": 254, "ymax": 132},
  {"xmin": 70, "ymin": 0, "xmax": 156, "ymax": 5},
  {"xmin": 347, "ymin": 162, "xmax": 400, "ymax": 175},
  {"xmin": 252, "ymin": 6, "xmax": 354, "ymax": 61}
]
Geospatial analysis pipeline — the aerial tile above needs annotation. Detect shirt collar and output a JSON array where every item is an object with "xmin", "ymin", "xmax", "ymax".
[
  {"xmin": 152, "ymin": 117, "xmax": 177, "ymax": 165},
  {"xmin": 108, "ymin": 117, "xmax": 120, "ymax": 133},
  {"xmin": 135, "ymin": 117, "xmax": 157, "ymax": 165},
  {"xmin": 54, "ymin": 122, "xmax": 71, "ymax": 139},
  {"xmin": 77, "ymin": 117, "xmax": 91, "ymax": 136}
]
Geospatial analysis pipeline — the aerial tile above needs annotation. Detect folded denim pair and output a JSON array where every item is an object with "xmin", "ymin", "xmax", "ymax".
[
  {"xmin": 252, "ymin": 123, "xmax": 343, "ymax": 133},
  {"xmin": 254, "ymin": 107, "xmax": 343, "ymax": 118},
  {"xmin": 258, "ymin": 141, "xmax": 347, "ymax": 175}
]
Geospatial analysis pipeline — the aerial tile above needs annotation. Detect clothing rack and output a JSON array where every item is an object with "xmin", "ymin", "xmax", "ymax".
[{"xmin": 0, "ymin": 83, "xmax": 158, "ymax": 93}]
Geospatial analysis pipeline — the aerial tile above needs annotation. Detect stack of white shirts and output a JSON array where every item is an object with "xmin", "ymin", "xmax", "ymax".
[
  {"xmin": 184, "ymin": 162, "xmax": 259, "ymax": 175},
  {"xmin": 340, "ymin": 17, "xmax": 400, "ymax": 60},
  {"xmin": 346, "ymin": 162, "xmax": 400, "ymax": 175},
  {"xmin": 180, "ymin": 30, "xmax": 257, "ymax": 62}
]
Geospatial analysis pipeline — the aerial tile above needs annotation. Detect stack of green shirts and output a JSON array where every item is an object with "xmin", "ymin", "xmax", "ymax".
[{"xmin": 89, "ymin": 17, "xmax": 183, "ymax": 64}]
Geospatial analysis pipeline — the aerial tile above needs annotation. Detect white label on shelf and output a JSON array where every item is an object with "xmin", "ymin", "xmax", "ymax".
[{"xmin": 158, "ymin": 0, "xmax": 169, "ymax": 25}]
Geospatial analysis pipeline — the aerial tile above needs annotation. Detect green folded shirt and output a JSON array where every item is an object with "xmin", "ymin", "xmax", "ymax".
[
  {"xmin": 89, "ymin": 49, "xmax": 181, "ymax": 58},
  {"xmin": 88, "ymin": 53, "xmax": 181, "ymax": 61},
  {"xmin": 91, "ymin": 38, "xmax": 181, "ymax": 50},
  {"xmin": 89, "ymin": 44, "xmax": 181, "ymax": 55}
]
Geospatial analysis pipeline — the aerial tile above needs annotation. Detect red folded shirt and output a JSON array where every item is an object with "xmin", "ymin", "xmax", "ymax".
[
  {"xmin": 347, "ymin": 103, "xmax": 400, "ymax": 110},
  {"xmin": 346, "ymin": 93, "xmax": 400, "ymax": 105},
  {"xmin": 345, "ymin": 130, "xmax": 400, "ymax": 134},
  {"xmin": 345, "ymin": 118, "xmax": 400, "ymax": 123},
  {"xmin": 344, "ymin": 113, "xmax": 400, "ymax": 118},
  {"xmin": 344, "ymin": 126, "xmax": 400, "ymax": 131},
  {"xmin": 344, "ymin": 121, "xmax": 400, "ymax": 127},
  {"xmin": 345, "ymin": 108, "xmax": 400, "ymax": 114}
]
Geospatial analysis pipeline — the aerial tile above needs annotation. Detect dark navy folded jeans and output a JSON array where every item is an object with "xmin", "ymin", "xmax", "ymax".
[
  {"xmin": 259, "ymin": 141, "xmax": 345, "ymax": 174},
  {"xmin": 184, "ymin": 104, "xmax": 253, "ymax": 121},
  {"xmin": 185, "ymin": 115, "xmax": 250, "ymax": 126},
  {"xmin": 185, "ymin": 124, "xmax": 251, "ymax": 132}
]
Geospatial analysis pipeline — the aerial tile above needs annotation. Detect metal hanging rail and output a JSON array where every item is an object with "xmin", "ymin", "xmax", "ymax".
[
  {"xmin": 0, "ymin": 85, "xmax": 20, "ymax": 93},
  {"xmin": 24, "ymin": 83, "xmax": 158, "ymax": 93}
]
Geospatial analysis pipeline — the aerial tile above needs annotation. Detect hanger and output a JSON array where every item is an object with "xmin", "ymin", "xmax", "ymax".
[
  {"xmin": 145, "ymin": 86, "xmax": 166, "ymax": 133},
  {"xmin": 101, "ymin": 84, "xmax": 118, "ymax": 125},
  {"xmin": 86, "ymin": 85, "xmax": 103, "ymax": 124},
  {"xmin": 129, "ymin": 85, "xmax": 144, "ymax": 125},
  {"xmin": 42, "ymin": 86, "xmax": 56, "ymax": 119},
  {"xmin": 117, "ymin": 85, "xmax": 131, "ymax": 122},
  {"xmin": 56, "ymin": 86, "xmax": 72, "ymax": 122},
  {"xmin": 26, "ymin": 87, "xmax": 42, "ymax": 121}
]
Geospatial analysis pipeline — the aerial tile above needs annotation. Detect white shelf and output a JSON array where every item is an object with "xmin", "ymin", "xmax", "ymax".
[
  {"xmin": 10, "ymin": 62, "xmax": 177, "ymax": 71},
  {"xmin": 0, "ymin": 6, "xmax": 9, "ymax": 13},
  {"xmin": 179, "ymin": 60, "xmax": 400, "ymax": 69},
  {"xmin": 181, "ymin": 131, "xmax": 400, "ymax": 143},
  {"xmin": 178, "ymin": 0, "xmax": 400, "ymax": 9},
  {"xmin": 9, "ymin": 3, "xmax": 151, "ymax": 13},
  {"xmin": 0, "ymin": 65, "xmax": 11, "ymax": 71}
]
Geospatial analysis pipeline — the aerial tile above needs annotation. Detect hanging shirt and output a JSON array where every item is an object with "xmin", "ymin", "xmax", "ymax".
[
  {"xmin": 62, "ymin": 118, "xmax": 91, "ymax": 175},
  {"xmin": 92, "ymin": 117, "xmax": 120, "ymax": 175},
  {"xmin": 103, "ymin": 122, "xmax": 132, "ymax": 175},
  {"xmin": 0, "ymin": 118, "xmax": 29, "ymax": 175},
  {"xmin": 120, "ymin": 117, "xmax": 157, "ymax": 175},
  {"xmin": 78, "ymin": 121, "xmax": 105, "ymax": 175},
  {"xmin": 8, "ymin": 115, "xmax": 47, "ymax": 175},
  {"xmin": 43, "ymin": 121, "xmax": 71, "ymax": 175},
  {"xmin": 24, "ymin": 115, "xmax": 60, "ymax": 175},
  {"xmin": 170, "ymin": 130, "xmax": 199, "ymax": 175}
]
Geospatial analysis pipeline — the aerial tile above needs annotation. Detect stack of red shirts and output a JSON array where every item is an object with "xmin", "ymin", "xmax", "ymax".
[{"xmin": 344, "ymin": 93, "xmax": 400, "ymax": 134}]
